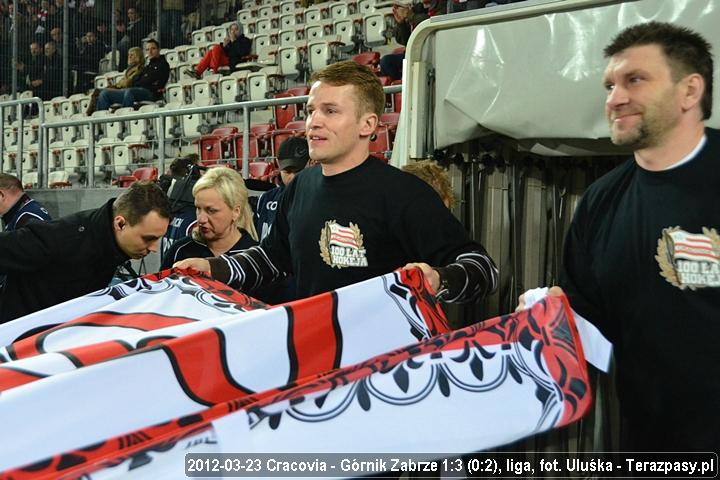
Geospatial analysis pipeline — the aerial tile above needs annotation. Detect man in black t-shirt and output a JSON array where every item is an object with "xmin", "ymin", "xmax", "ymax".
[
  {"xmin": 519, "ymin": 22, "xmax": 719, "ymax": 451},
  {"xmin": 176, "ymin": 61, "xmax": 498, "ymax": 304}
]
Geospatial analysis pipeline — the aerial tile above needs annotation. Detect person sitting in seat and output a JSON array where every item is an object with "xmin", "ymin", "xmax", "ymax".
[
  {"xmin": 87, "ymin": 46, "xmax": 145, "ymax": 115},
  {"xmin": 186, "ymin": 22, "xmax": 251, "ymax": 79},
  {"xmin": 95, "ymin": 38, "xmax": 170, "ymax": 111},
  {"xmin": 160, "ymin": 167, "xmax": 258, "ymax": 270}
]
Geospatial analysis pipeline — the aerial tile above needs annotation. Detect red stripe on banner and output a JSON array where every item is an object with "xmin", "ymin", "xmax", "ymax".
[
  {"xmin": 61, "ymin": 341, "xmax": 133, "ymax": 368},
  {"xmin": 5, "ymin": 313, "xmax": 195, "ymax": 361},
  {"xmin": 0, "ymin": 367, "xmax": 46, "ymax": 393},
  {"xmin": 289, "ymin": 292, "xmax": 341, "ymax": 380},
  {"xmin": 162, "ymin": 328, "xmax": 254, "ymax": 406}
]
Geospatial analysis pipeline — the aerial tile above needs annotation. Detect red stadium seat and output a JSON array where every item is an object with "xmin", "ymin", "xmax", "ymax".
[
  {"xmin": 271, "ymin": 120, "xmax": 306, "ymax": 158},
  {"xmin": 369, "ymin": 125, "xmax": 391, "ymax": 162},
  {"xmin": 116, "ymin": 167, "xmax": 159, "ymax": 187},
  {"xmin": 273, "ymin": 92, "xmax": 299, "ymax": 129},
  {"xmin": 248, "ymin": 160, "xmax": 277, "ymax": 182},
  {"xmin": 352, "ymin": 52, "xmax": 380, "ymax": 74},
  {"xmin": 197, "ymin": 127, "xmax": 239, "ymax": 165}
]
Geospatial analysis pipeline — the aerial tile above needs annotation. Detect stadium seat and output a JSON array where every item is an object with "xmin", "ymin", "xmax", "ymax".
[
  {"xmin": 304, "ymin": 6, "xmax": 323, "ymax": 23},
  {"xmin": 329, "ymin": 1, "xmax": 351, "ymax": 18},
  {"xmin": 271, "ymin": 119, "xmax": 306, "ymax": 156},
  {"xmin": 248, "ymin": 160, "xmax": 277, "ymax": 182},
  {"xmin": 277, "ymin": 41, "xmax": 307, "ymax": 81},
  {"xmin": 116, "ymin": 166, "xmax": 159, "ymax": 187},
  {"xmin": 48, "ymin": 170, "xmax": 72, "ymax": 188},
  {"xmin": 307, "ymin": 37, "xmax": 345, "ymax": 73},
  {"xmin": 369, "ymin": 124, "xmax": 391, "ymax": 162},
  {"xmin": 352, "ymin": 51, "xmax": 380, "ymax": 73},
  {"xmin": 197, "ymin": 126, "xmax": 239, "ymax": 165},
  {"xmin": 363, "ymin": 11, "xmax": 392, "ymax": 47},
  {"xmin": 247, "ymin": 66, "xmax": 283, "ymax": 101},
  {"xmin": 392, "ymin": 79, "xmax": 402, "ymax": 112}
]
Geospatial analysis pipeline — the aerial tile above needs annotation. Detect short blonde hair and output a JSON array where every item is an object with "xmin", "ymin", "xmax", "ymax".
[
  {"xmin": 401, "ymin": 160, "xmax": 455, "ymax": 208},
  {"xmin": 310, "ymin": 61, "xmax": 385, "ymax": 119},
  {"xmin": 192, "ymin": 167, "xmax": 258, "ymax": 241}
]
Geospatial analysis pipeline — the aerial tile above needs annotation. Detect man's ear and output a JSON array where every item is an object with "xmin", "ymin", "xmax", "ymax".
[
  {"xmin": 681, "ymin": 73, "xmax": 705, "ymax": 113},
  {"xmin": 113, "ymin": 215, "xmax": 127, "ymax": 232},
  {"xmin": 359, "ymin": 112, "xmax": 379, "ymax": 138}
]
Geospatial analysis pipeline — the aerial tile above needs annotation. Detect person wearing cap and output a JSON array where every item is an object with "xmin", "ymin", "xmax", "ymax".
[
  {"xmin": 185, "ymin": 22, "xmax": 251, "ymax": 79},
  {"xmin": 255, "ymin": 137, "xmax": 310, "ymax": 241}
]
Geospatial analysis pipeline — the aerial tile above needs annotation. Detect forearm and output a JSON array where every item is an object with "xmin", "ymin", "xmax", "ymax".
[
  {"xmin": 208, "ymin": 246, "xmax": 287, "ymax": 292},
  {"xmin": 435, "ymin": 251, "xmax": 498, "ymax": 303}
]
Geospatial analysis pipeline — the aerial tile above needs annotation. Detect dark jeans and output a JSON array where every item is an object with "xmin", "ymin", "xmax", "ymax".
[{"xmin": 96, "ymin": 87, "xmax": 155, "ymax": 111}]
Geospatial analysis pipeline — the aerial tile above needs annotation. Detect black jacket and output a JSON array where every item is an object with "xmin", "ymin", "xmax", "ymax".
[
  {"xmin": 0, "ymin": 199, "xmax": 129, "ymax": 323},
  {"xmin": 223, "ymin": 35, "xmax": 252, "ymax": 67},
  {"xmin": 133, "ymin": 55, "xmax": 171, "ymax": 99}
]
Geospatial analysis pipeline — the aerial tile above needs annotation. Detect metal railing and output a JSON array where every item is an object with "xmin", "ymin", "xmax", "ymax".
[{"xmin": 1, "ymin": 85, "xmax": 402, "ymax": 189}]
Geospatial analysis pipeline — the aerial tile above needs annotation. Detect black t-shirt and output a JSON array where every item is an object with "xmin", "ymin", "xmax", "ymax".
[
  {"xmin": 263, "ymin": 156, "xmax": 484, "ymax": 299},
  {"xmin": 561, "ymin": 128, "xmax": 720, "ymax": 450}
]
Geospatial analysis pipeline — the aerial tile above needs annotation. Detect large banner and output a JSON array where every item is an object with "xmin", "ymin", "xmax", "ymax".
[{"xmin": 0, "ymin": 270, "xmax": 591, "ymax": 479}]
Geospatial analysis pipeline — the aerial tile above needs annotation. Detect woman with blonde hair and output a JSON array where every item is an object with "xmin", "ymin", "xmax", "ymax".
[
  {"xmin": 161, "ymin": 167, "xmax": 258, "ymax": 270},
  {"xmin": 86, "ymin": 47, "xmax": 144, "ymax": 115}
]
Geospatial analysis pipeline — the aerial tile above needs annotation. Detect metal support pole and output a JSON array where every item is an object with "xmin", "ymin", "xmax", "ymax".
[
  {"xmin": 11, "ymin": 5, "xmax": 18, "ymax": 99},
  {"xmin": 157, "ymin": 114, "xmax": 166, "ymax": 175},
  {"xmin": 0, "ymin": 110, "xmax": 5, "ymax": 174},
  {"xmin": 88, "ymin": 122, "xmax": 95, "ymax": 187},
  {"xmin": 63, "ymin": 0, "xmax": 70, "ymax": 96},
  {"xmin": 242, "ymin": 106, "xmax": 250, "ymax": 178},
  {"xmin": 111, "ymin": 7, "xmax": 118, "ymax": 71},
  {"xmin": 38, "ymin": 101, "xmax": 47, "ymax": 188},
  {"xmin": 156, "ymin": 0, "xmax": 162, "ymax": 47},
  {"xmin": 16, "ymin": 105, "xmax": 24, "ymax": 184}
]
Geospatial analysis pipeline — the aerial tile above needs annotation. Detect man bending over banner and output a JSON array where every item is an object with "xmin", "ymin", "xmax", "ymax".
[
  {"xmin": 519, "ymin": 22, "xmax": 719, "ymax": 451},
  {"xmin": 176, "ymin": 61, "xmax": 498, "ymax": 304},
  {"xmin": 0, "ymin": 181, "xmax": 171, "ymax": 322}
]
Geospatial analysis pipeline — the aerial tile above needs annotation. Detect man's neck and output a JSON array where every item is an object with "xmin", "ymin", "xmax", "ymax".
[
  {"xmin": 320, "ymin": 149, "xmax": 369, "ymax": 177},
  {"xmin": 634, "ymin": 121, "xmax": 705, "ymax": 171}
]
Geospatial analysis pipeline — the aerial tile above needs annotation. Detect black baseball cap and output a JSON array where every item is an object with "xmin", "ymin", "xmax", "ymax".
[{"xmin": 277, "ymin": 137, "xmax": 310, "ymax": 172}]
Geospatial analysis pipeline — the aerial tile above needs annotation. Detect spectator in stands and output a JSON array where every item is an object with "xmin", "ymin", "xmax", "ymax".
[
  {"xmin": 255, "ymin": 137, "xmax": 309, "ymax": 241},
  {"xmin": 49, "ymin": 26, "xmax": 63, "ymax": 50},
  {"xmin": 175, "ymin": 61, "xmax": 498, "ymax": 305},
  {"xmin": 517, "ymin": 22, "xmax": 718, "ymax": 451},
  {"xmin": 0, "ymin": 181, "xmax": 171, "ymax": 323},
  {"xmin": 22, "ymin": 41, "xmax": 45, "ymax": 96},
  {"xmin": 38, "ymin": 40, "xmax": 63, "ymax": 99},
  {"xmin": 76, "ymin": 30, "xmax": 107, "ymax": 91},
  {"xmin": 161, "ymin": 154, "xmax": 201, "ymax": 259},
  {"xmin": 95, "ymin": 39, "xmax": 170, "ymax": 111},
  {"xmin": 161, "ymin": 167, "xmax": 258, "ymax": 271},
  {"xmin": 186, "ymin": 22, "xmax": 251, "ymax": 79},
  {"xmin": 117, "ymin": 7, "xmax": 151, "ymax": 70},
  {"xmin": 86, "ymin": 46, "xmax": 144, "ymax": 115},
  {"xmin": 95, "ymin": 19, "xmax": 111, "ymax": 52},
  {"xmin": 161, "ymin": 0, "xmax": 184, "ymax": 49},
  {"xmin": 379, "ymin": 0, "xmax": 428, "ymax": 81},
  {"xmin": 401, "ymin": 160, "xmax": 455, "ymax": 208},
  {"xmin": 446, "ymin": 0, "xmax": 486, "ymax": 13}
]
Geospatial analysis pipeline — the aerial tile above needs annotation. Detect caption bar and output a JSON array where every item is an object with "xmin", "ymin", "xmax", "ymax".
[{"xmin": 186, "ymin": 452, "xmax": 718, "ymax": 478}]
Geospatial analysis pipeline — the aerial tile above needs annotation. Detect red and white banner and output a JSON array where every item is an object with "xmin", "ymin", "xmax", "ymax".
[{"xmin": 0, "ymin": 270, "xmax": 591, "ymax": 479}]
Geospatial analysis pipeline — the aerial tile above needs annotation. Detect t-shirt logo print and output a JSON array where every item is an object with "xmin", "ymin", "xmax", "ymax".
[
  {"xmin": 319, "ymin": 220, "xmax": 368, "ymax": 268},
  {"xmin": 655, "ymin": 226, "xmax": 720, "ymax": 290}
]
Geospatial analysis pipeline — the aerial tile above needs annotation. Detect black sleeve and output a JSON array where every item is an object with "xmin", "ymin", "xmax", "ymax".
[
  {"xmin": 0, "ymin": 223, "xmax": 59, "ymax": 274},
  {"xmin": 392, "ymin": 177, "xmax": 498, "ymax": 303},
  {"xmin": 559, "ymin": 199, "xmax": 608, "ymax": 332}
]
